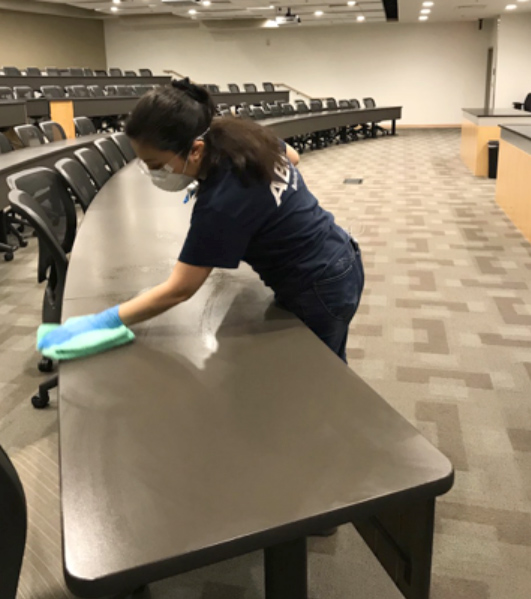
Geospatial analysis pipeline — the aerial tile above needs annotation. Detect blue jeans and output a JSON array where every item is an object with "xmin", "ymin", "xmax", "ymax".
[{"xmin": 278, "ymin": 239, "xmax": 364, "ymax": 363}]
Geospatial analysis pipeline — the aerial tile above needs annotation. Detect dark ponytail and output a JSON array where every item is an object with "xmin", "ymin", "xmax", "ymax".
[{"xmin": 126, "ymin": 78, "xmax": 283, "ymax": 183}]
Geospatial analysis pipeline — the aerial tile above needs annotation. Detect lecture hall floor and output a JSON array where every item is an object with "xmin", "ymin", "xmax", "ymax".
[{"xmin": 1, "ymin": 129, "xmax": 530, "ymax": 599}]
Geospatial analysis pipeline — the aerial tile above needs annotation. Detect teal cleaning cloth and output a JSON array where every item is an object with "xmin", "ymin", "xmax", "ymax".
[{"xmin": 37, "ymin": 319, "xmax": 135, "ymax": 361}]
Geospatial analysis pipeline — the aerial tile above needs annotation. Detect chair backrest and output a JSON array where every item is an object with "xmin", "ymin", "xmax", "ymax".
[
  {"xmin": 238, "ymin": 107, "xmax": 251, "ymax": 119},
  {"xmin": 26, "ymin": 67, "xmax": 41, "ymax": 76},
  {"xmin": 220, "ymin": 109, "xmax": 231, "ymax": 118},
  {"xmin": 40, "ymin": 85, "xmax": 65, "ymax": 99},
  {"xmin": 55, "ymin": 157, "xmax": 97, "ymax": 213},
  {"xmin": 295, "ymin": 100, "xmax": 309, "ymax": 114},
  {"xmin": 281, "ymin": 103, "xmax": 295, "ymax": 116},
  {"xmin": 349, "ymin": 99, "xmax": 361, "ymax": 109},
  {"xmin": 2, "ymin": 66, "xmax": 21, "ymax": 76},
  {"xmin": 111, "ymin": 132, "xmax": 136, "ymax": 162},
  {"xmin": 263, "ymin": 82, "xmax": 274, "ymax": 92},
  {"xmin": 228, "ymin": 83, "xmax": 240, "ymax": 93},
  {"xmin": 240, "ymin": 101, "xmax": 249, "ymax": 109},
  {"xmin": 210, "ymin": 84, "xmax": 220, "ymax": 93},
  {"xmin": 117, "ymin": 85, "xmax": 136, "ymax": 96},
  {"xmin": 7, "ymin": 167, "xmax": 77, "ymax": 257},
  {"xmin": 109, "ymin": 68, "xmax": 123, "ymax": 76},
  {"xmin": 105, "ymin": 85, "xmax": 119, "ymax": 96},
  {"xmin": 270, "ymin": 104, "xmax": 282, "ymax": 117},
  {"xmin": 39, "ymin": 121, "xmax": 67, "ymax": 143},
  {"xmin": 83, "ymin": 68, "xmax": 94, "ymax": 77},
  {"xmin": 13, "ymin": 86, "xmax": 34, "ymax": 99},
  {"xmin": 74, "ymin": 116, "xmax": 96, "ymax": 136},
  {"xmin": 94, "ymin": 138, "xmax": 126, "ymax": 173},
  {"xmin": 0, "ymin": 132, "xmax": 14, "ymax": 154},
  {"xmin": 88, "ymin": 85, "xmax": 105, "ymax": 97},
  {"xmin": 139, "ymin": 68, "xmax": 153, "ymax": 77},
  {"xmin": 363, "ymin": 97, "xmax": 376, "ymax": 108},
  {"xmin": 124, "ymin": 70, "xmax": 137, "ymax": 77},
  {"xmin": 133, "ymin": 84, "xmax": 152, "ymax": 96},
  {"xmin": 0, "ymin": 86, "xmax": 13, "ymax": 100},
  {"xmin": 74, "ymin": 147, "xmax": 111, "ymax": 189},
  {"xmin": 0, "ymin": 445, "xmax": 27, "ymax": 599},
  {"xmin": 338, "ymin": 99, "xmax": 351, "ymax": 110},
  {"xmin": 244, "ymin": 83, "xmax": 257, "ymax": 93},
  {"xmin": 524, "ymin": 93, "xmax": 531, "ymax": 113},
  {"xmin": 66, "ymin": 85, "xmax": 90, "ymax": 98},
  {"xmin": 14, "ymin": 124, "xmax": 46, "ymax": 148},
  {"xmin": 310, "ymin": 99, "xmax": 323, "ymax": 112},
  {"xmin": 69, "ymin": 67, "xmax": 84, "ymax": 76},
  {"xmin": 217, "ymin": 103, "xmax": 229, "ymax": 112},
  {"xmin": 45, "ymin": 67, "xmax": 60, "ymax": 76},
  {"xmin": 59, "ymin": 69, "xmax": 69, "ymax": 76},
  {"xmin": 94, "ymin": 69, "xmax": 108, "ymax": 77},
  {"xmin": 250, "ymin": 106, "xmax": 267, "ymax": 120},
  {"xmin": 325, "ymin": 98, "xmax": 338, "ymax": 111},
  {"xmin": 8, "ymin": 190, "xmax": 69, "ymax": 322}
]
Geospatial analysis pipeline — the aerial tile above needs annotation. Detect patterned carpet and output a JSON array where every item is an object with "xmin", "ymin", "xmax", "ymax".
[{"xmin": 1, "ymin": 129, "xmax": 531, "ymax": 598}]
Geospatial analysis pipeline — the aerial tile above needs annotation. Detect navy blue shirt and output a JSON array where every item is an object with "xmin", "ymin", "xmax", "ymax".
[{"xmin": 179, "ymin": 148, "xmax": 349, "ymax": 298}]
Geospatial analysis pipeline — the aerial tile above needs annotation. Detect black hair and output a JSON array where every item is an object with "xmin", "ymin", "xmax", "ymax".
[{"xmin": 125, "ymin": 78, "xmax": 283, "ymax": 183}]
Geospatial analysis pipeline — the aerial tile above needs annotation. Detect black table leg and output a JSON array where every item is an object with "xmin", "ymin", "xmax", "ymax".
[
  {"xmin": 354, "ymin": 497, "xmax": 435, "ymax": 599},
  {"xmin": 371, "ymin": 123, "xmax": 377, "ymax": 138},
  {"xmin": 264, "ymin": 537, "xmax": 307, "ymax": 599},
  {"xmin": 392, "ymin": 119, "xmax": 397, "ymax": 136}
]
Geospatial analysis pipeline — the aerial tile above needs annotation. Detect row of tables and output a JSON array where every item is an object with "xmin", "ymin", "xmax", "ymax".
[
  {"xmin": 4, "ymin": 102, "xmax": 455, "ymax": 598},
  {"xmin": 460, "ymin": 107, "xmax": 531, "ymax": 243}
]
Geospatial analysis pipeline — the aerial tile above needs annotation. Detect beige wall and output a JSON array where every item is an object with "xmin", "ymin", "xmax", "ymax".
[{"xmin": 0, "ymin": 9, "xmax": 106, "ymax": 70}]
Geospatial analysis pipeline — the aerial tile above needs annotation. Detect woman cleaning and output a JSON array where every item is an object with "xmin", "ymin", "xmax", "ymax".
[{"xmin": 38, "ymin": 79, "xmax": 364, "ymax": 364}]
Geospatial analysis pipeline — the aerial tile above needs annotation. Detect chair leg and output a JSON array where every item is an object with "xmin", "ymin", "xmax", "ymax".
[{"xmin": 32, "ymin": 374, "xmax": 58, "ymax": 409}]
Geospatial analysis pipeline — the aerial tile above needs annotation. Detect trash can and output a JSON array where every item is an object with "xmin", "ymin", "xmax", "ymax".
[{"xmin": 488, "ymin": 140, "xmax": 500, "ymax": 179}]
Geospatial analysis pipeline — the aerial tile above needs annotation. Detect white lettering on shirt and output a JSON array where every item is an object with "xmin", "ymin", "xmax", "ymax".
[{"xmin": 270, "ymin": 155, "xmax": 294, "ymax": 207}]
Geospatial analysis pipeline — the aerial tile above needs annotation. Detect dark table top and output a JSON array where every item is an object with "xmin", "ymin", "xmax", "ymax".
[
  {"xmin": 463, "ymin": 107, "xmax": 531, "ymax": 117},
  {"xmin": 212, "ymin": 90, "xmax": 289, "ymax": 106},
  {"xmin": 60, "ymin": 164, "xmax": 452, "ymax": 597},
  {"xmin": 500, "ymin": 124, "xmax": 531, "ymax": 141},
  {"xmin": 0, "ymin": 99, "xmax": 27, "ymax": 128}
]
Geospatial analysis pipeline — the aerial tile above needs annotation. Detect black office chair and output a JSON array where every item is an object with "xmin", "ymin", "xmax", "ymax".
[
  {"xmin": 25, "ymin": 67, "xmax": 41, "ymax": 76},
  {"xmin": 133, "ymin": 84, "xmax": 153, "ymax": 96},
  {"xmin": 8, "ymin": 189, "xmax": 70, "ymax": 408},
  {"xmin": 94, "ymin": 69, "xmax": 108, "ymax": 77},
  {"xmin": 40, "ymin": 85, "xmax": 65, "ymax": 99},
  {"xmin": 260, "ymin": 101, "xmax": 272, "ymax": 115},
  {"xmin": 281, "ymin": 103, "xmax": 296, "ymax": 116},
  {"xmin": 74, "ymin": 116, "xmax": 96, "ymax": 136},
  {"xmin": 325, "ymin": 98, "xmax": 338, "ymax": 111},
  {"xmin": 74, "ymin": 148, "xmax": 112, "ymax": 189},
  {"xmin": 0, "ymin": 445, "xmax": 27, "ymax": 599},
  {"xmin": 66, "ymin": 85, "xmax": 90, "ymax": 98},
  {"xmin": 117, "ymin": 85, "xmax": 136, "ymax": 96},
  {"xmin": 109, "ymin": 68, "xmax": 123, "ymax": 76},
  {"xmin": 263, "ymin": 82, "xmax": 275, "ymax": 92},
  {"xmin": 363, "ymin": 97, "xmax": 389, "ymax": 136},
  {"xmin": 220, "ymin": 109, "xmax": 232, "ymax": 118},
  {"xmin": 250, "ymin": 106, "xmax": 267, "ymax": 120},
  {"xmin": 0, "ymin": 134, "xmax": 17, "ymax": 261},
  {"xmin": 111, "ymin": 132, "xmax": 136, "ymax": 162},
  {"xmin": 217, "ymin": 102, "xmax": 229, "ymax": 113},
  {"xmin": 0, "ymin": 132, "xmax": 13, "ymax": 154},
  {"xmin": 55, "ymin": 157, "xmax": 98, "ymax": 212},
  {"xmin": 2, "ymin": 66, "xmax": 21, "ymax": 76},
  {"xmin": 206, "ymin": 84, "xmax": 219, "ymax": 93},
  {"xmin": 88, "ymin": 84, "xmax": 106, "ymax": 97},
  {"xmin": 58, "ymin": 69, "xmax": 69, "ymax": 77},
  {"xmin": 524, "ymin": 93, "xmax": 531, "ymax": 112},
  {"xmin": 228, "ymin": 83, "xmax": 240, "ymax": 93},
  {"xmin": 244, "ymin": 83, "xmax": 257, "ymax": 93},
  {"xmin": 45, "ymin": 67, "xmax": 60, "ymax": 76},
  {"xmin": 139, "ymin": 68, "xmax": 153, "ymax": 77},
  {"xmin": 39, "ymin": 121, "xmax": 67, "ymax": 143},
  {"xmin": 237, "ymin": 107, "xmax": 252, "ymax": 119},
  {"xmin": 124, "ymin": 70, "xmax": 137, "ymax": 77},
  {"xmin": 68, "ymin": 67, "xmax": 84, "ymax": 76},
  {"xmin": 269, "ymin": 104, "xmax": 282, "ymax": 117},
  {"xmin": 94, "ymin": 138, "xmax": 126, "ymax": 173},
  {"xmin": 14, "ymin": 124, "xmax": 46, "ymax": 147},
  {"xmin": 13, "ymin": 86, "xmax": 34, "ymax": 99},
  {"xmin": 0, "ymin": 86, "xmax": 13, "ymax": 99},
  {"xmin": 83, "ymin": 68, "xmax": 94, "ymax": 77},
  {"xmin": 295, "ymin": 100, "xmax": 310, "ymax": 114},
  {"xmin": 348, "ymin": 99, "xmax": 371, "ymax": 138}
]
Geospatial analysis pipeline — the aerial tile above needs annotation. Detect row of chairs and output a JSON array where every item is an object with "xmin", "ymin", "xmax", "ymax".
[
  {"xmin": 9, "ymin": 117, "xmax": 96, "ymax": 148},
  {"xmin": 205, "ymin": 82, "xmax": 275, "ymax": 94},
  {"xmin": 2, "ymin": 132, "xmax": 136, "ymax": 407},
  {"xmin": 1, "ymin": 66, "xmax": 153, "ymax": 77},
  {"xmin": 0, "ymin": 83, "xmax": 156, "ymax": 101}
]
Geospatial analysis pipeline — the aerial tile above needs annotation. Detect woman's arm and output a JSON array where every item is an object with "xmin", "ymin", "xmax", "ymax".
[
  {"xmin": 285, "ymin": 143, "xmax": 300, "ymax": 167},
  {"xmin": 119, "ymin": 261, "xmax": 212, "ymax": 326}
]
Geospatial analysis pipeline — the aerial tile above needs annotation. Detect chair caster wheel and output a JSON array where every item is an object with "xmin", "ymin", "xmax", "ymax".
[
  {"xmin": 32, "ymin": 392, "xmax": 50, "ymax": 409},
  {"xmin": 19, "ymin": 239, "xmax": 28, "ymax": 248},
  {"xmin": 4, "ymin": 252, "xmax": 14, "ymax": 262},
  {"xmin": 38, "ymin": 357, "xmax": 54, "ymax": 373}
]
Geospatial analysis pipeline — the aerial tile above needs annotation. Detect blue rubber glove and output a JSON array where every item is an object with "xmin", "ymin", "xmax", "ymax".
[{"xmin": 37, "ymin": 306, "xmax": 123, "ymax": 351}]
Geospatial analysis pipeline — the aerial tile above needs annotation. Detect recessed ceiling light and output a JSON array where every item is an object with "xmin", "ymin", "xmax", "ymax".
[
  {"xmin": 188, "ymin": 8, "xmax": 197, "ymax": 14},
  {"xmin": 420, "ymin": 8, "xmax": 431, "ymax": 13},
  {"xmin": 347, "ymin": 0, "xmax": 356, "ymax": 5},
  {"xmin": 264, "ymin": 18, "xmax": 279, "ymax": 27},
  {"xmin": 419, "ymin": 15, "xmax": 428, "ymax": 20},
  {"xmin": 517, "ymin": 0, "xmax": 529, "ymax": 3},
  {"xmin": 202, "ymin": 0, "xmax": 211, "ymax": 5},
  {"xmin": 314, "ymin": 10, "xmax": 323, "ymax": 16},
  {"xmin": 357, "ymin": 15, "xmax": 365, "ymax": 21},
  {"xmin": 422, "ymin": 1, "xmax": 434, "ymax": 6},
  {"xmin": 112, "ymin": 0, "xmax": 121, "ymax": 4},
  {"xmin": 110, "ymin": 5, "xmax": 119, "ymax": 11},
  {"xmin": 505, "ymin": 3, "xmax": 517, "ymax": 8}
]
